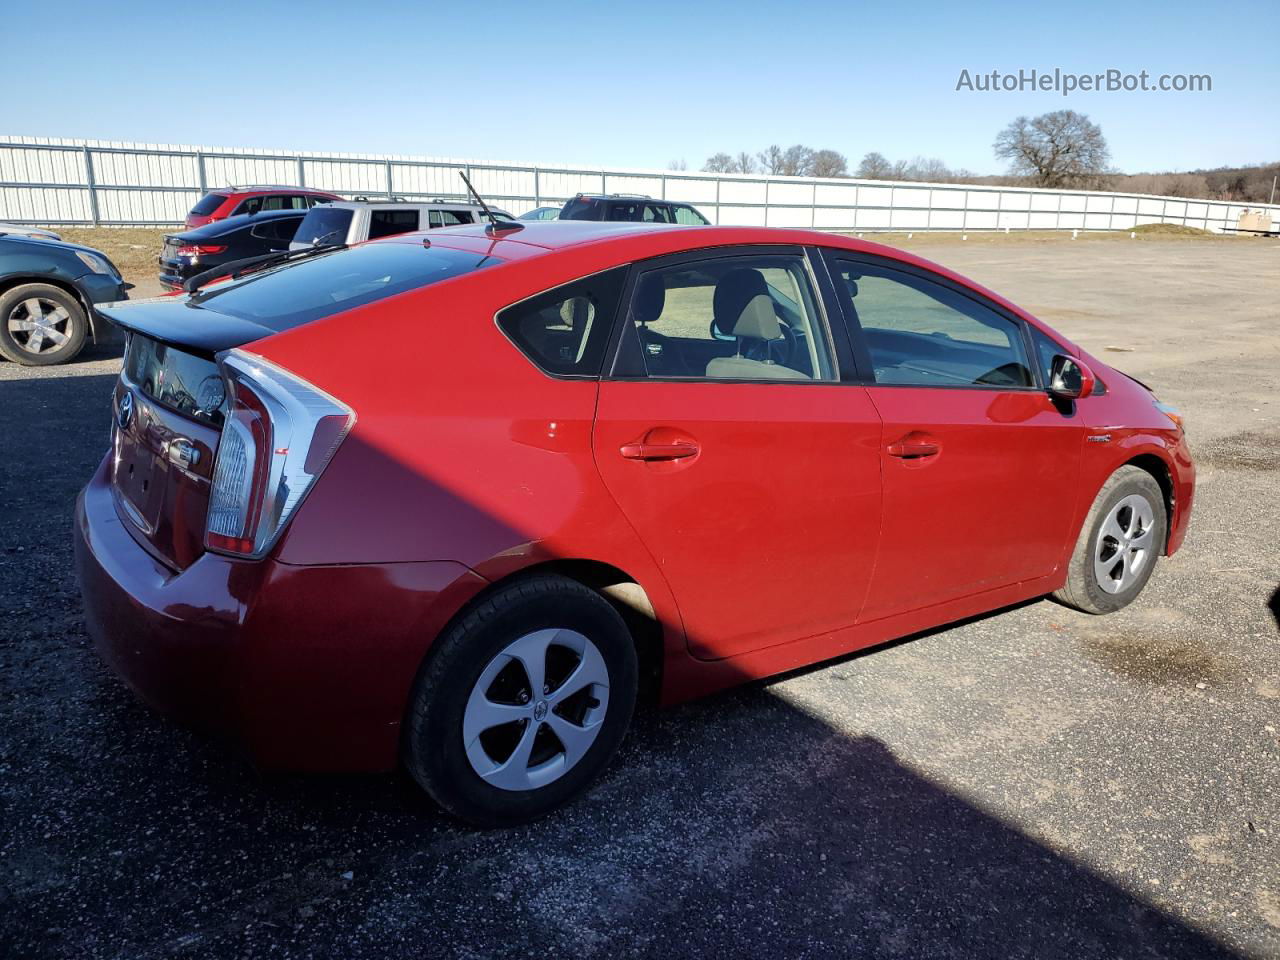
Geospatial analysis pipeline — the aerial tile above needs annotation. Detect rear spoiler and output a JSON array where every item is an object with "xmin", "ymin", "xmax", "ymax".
[{"xmin": 96, "ymin": 298, "xmax": 276, "ymax": 355}]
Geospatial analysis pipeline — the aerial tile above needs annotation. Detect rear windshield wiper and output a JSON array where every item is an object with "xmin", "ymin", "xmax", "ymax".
[{"xmin": 183, "ymin": 241, "xmax": 347, "ymax": 294}]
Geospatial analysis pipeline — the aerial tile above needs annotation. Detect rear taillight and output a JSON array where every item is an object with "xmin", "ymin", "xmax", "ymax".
[
  {"xmin": 205, "ymin": 350, "xmax": 354, "ymax": 559},
  {"xmin": 176, "ymin": 244, "xmax": 227, "ymax": 258}
]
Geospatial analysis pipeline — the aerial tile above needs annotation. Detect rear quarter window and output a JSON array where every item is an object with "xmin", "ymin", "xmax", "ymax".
[
  {"xmin": 190, "ymin": 193, "xmax": 227, "ymax": 216},
  {"xmin": 496, "ymin": 268, "xmax": 627, "ymax": 376}
]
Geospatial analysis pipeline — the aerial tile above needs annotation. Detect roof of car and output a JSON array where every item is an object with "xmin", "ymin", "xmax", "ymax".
[
  {"xmin": 175, "ymin": 209, "xmax": 307, "ymax": 238},
  {"xmin": 219, "ymin": 185, "xmax": 339, "ymax": 194}
]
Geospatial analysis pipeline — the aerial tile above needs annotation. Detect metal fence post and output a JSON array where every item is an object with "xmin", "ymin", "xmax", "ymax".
[
  {"xmin": 83, "ymin": 146, "xmax": 100, "ymax": 226},
  {"xmin": 385, "ymin": 159, "xmax": 394, "ymax": 198},
  {"xmin": 534, "ymin": 168, "xmax": 541, "ymax": 207},
  {"xmin": 196, "ymin": 152, "xmax": 207, "ymax": 194},
  {"xmin": 296, "ymin": 157, "xmax": 306, "ymax": 187}
]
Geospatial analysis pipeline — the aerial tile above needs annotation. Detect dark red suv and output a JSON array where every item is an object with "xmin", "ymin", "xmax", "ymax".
[
  {"xmin": 185, "ymin": 186, "xmax": 342, "ymax": 228},
  {"xmin": 77, "ymin": 222, "xmax": 1194, "ymax": 826}
]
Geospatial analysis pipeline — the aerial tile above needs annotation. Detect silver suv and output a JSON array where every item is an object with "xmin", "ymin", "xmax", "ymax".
[{"xmin": 290, "ymin": 199, "xmax": 514, "ymax": 250}]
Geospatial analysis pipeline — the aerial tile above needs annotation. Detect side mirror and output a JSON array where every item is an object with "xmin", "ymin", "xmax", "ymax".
[{"xmin": 1049, "ymin": 354, "xmax": 1095, "ymax": 400}]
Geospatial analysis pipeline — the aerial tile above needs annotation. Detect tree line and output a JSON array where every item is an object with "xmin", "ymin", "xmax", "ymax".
[{"xmin": 681, "ymin": 111, "xmax": 1276, "ymax": 203}]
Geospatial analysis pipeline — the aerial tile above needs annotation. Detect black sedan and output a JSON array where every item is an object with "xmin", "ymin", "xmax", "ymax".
[
  {"xmin": 0, "ymin": 232, "xmax": 130, "ymax": 365},
  {"xmin": 158, "ymin": 210, "xmax": 306, "ymax": 290}
]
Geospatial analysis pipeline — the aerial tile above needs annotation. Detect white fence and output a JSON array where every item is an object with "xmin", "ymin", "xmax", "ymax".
[{"xmin": 2, "ymin": 135, "xmax": 1276, "ymax": 233}]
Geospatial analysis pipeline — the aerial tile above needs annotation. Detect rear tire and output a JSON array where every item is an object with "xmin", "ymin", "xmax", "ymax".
[
  {"xmin": 403, "ymin": 574, "xmax": 638, "ymax": 827},
  {"xmin": 0, "ymin": 283, "xmax": 88, "ymax": 365},
  {"xmin": 1055, "ymin": 465, "xmax": 1167, "ymax": 614}
]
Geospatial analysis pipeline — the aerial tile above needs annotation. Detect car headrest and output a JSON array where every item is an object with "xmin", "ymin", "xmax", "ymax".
[
  {"xmin": 559, "ymin": 296, "xmax": 591, "ymax": 330},
  {"xmin": 713, "ymin": 268, "xmax": 770, "ymax": 329},
  {"xmin": 633, "ymin": 275, "xmax": 665, "ymax": 324},
  {"xmin": 732, "ymin": 294, "xmax": 783, "ymax": 341}
]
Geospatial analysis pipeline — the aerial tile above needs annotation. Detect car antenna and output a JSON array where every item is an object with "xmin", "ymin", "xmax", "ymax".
[{"xmin": 459, "ymin": 171, "xmax": 522, "ymax": 234}]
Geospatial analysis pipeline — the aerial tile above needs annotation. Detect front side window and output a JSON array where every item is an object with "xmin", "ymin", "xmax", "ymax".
[
  {"xmin": 618, "ymin": 254, "xmax": 835, "ymax": 382},
  {"xmin": 368, "ymin": 209, "xmax": 420, "ymax": 239},
  {"xmin": 832, "ymin": 260, "xmax": 1033, "ymax": 388},
  {"xmin": 496, "ymin": 268, "xmax": 627, "ymax": 376},
  {"xmin": 674, "ymin": 204, "xmax": 709, "ymax": 225}
]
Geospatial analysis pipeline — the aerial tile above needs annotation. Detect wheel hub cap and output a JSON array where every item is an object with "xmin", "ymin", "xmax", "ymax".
[
  {"xmin": 462, "ymin": 628, "xmax": 610, "ymax": 792},
  {"xmin": 1093, "ymin": 494, "xmax": 1156, "ymax": 594}
]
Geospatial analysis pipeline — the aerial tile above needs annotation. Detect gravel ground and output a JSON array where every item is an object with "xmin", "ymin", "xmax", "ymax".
[{"xmin": 1, "ymin": 236, "xmax": 1278, "ymax": 959}]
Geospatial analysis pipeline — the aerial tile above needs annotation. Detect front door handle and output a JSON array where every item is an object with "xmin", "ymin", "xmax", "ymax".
[
  {"xmin": 887, "ymin": 432, "xmax": 941, "ymax": 459},
  {"xmin": 620, "ymin": 441, "xmax": 699, "ymax": 461}
]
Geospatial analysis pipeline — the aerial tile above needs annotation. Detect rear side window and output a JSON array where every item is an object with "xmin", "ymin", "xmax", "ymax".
[
  {"xmin": 190, "ymin": 243, "xmax": 499, "ymax": 332},
  {"xmin": 674, "ymin": 205, "xmax": 709, "ymax": 225},
  {"xmin": 642, "ymin": 204, "xmax": 673, "ymax": 223},
  {"xmin": 293, "ymin": 207, "xmax": 353, "ymax": 246},
  {"xmin": 832, "ymin": 260, "xmax": 1033, "ymax": 388},
  {"xmin": 559, "ymin": 197, "xmax": 604, "ymax": 221},
  {"xmin": 249, "ymin": 218, "xmax": 303, "ymax": 242},
  {"xmin": 236, "ymin": 197, "xmax": 265, "ymax": 216},
  {"xmin": 497, "ymin": 268, "xmax": 627, "ymax": 377},
  {"xmin": 190, "ymin": 193, "xmax": 227, "ymax": 216},
  {"xmin": 369, "ymin": 209, "xmax": 420, "ymax": 239}
]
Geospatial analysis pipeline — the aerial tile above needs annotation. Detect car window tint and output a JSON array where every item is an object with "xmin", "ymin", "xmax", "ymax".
[
  {"xmin": 642, "ymin": 204, "xmax": 673, "ymax": 223},
  {"xmin": 621, "ymin": 255, "xmax": 835, "ymax": 382},
  {"xmin": 607, "ymin": 202, "xmax": 643, "ymax": 222},
  {"xmin": 674, "ymin": 205, "xmax": 708, "ymax": 225},
  {"xmin": 559, "ymin": 197, "xmax": 602, "ymax": 221},
  {"xmin": 259, "ymin": 195, "xmax": 292, "ymax": 212},
  {"xmin": 439, "ymin": 210, "xmax": 473, "ymax": 225},
  {"xmin": 293, "ymin": 207, "xmax": 352, "ymax": 247},
  {"xmin": 237, "ymin": 197, "xmax": 264, "ymax": 216},
  {"xmin": 496, "ymin": 268, "xmax": 627, "ymax": 376},
  {"xmin": 368, "ymin": 209, "xmax": 420, "ymax": 239},
  {"xmin": 833, "ymin": 260, "xmax": 1033, "ymax": 389}
]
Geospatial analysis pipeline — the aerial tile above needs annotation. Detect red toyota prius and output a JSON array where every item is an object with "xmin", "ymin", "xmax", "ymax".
[{"xmin": 76, "ymin": 221, "xmax": 1194, "ymax": 825}]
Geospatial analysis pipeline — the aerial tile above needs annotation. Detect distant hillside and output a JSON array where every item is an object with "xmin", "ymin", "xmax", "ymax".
[{"xmin": 956, "ymin": 162, "xmax": 1278, "ymax": 203}]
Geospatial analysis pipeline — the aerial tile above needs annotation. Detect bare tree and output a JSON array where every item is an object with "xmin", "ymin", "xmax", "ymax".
[
  {"xmin": 703, "ymin": 153, "xmax": 735, "ymax": 173},
  {"xmin": 902, "ymin": 156, "xmax": 951, "ymax": 182},
  {"xmin": 733, "ymin": 151, "xmax": 756, "ymax": 174},
  {"xmin": 756, "ymin": 145, "xmax": 785, "ymax": 175},
  {"xmin": 856, "ymin": 152, "xmax": 893, "ymax": 179},
  {"xmin": 994, "ymin": 110, "xmax": 1110, "ymax": 188},
  {"xmin": 667, "ymin": 158, "xmax": 688, "ymax": 171},
  {"xmin": 779, "ymin": 145, "xmax": 815, "ymax": 177},
  {"xmin": 810, "ymin": 149, "xmax": 848, "ymax": 178}
]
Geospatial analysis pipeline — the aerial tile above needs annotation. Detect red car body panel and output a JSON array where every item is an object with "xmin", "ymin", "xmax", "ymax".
[
  {"xmin": 185, "ymin": 187, "xmax": 343, "ymax": 229},
  {"xmin": 75, "ymin": 223, "xmax": 1195, "ymax": 772}
]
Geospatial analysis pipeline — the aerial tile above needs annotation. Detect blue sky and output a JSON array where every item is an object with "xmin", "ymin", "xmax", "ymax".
[{"xmin": 4, "ymin": 0, "xmax": 1276, "ymax": 174}]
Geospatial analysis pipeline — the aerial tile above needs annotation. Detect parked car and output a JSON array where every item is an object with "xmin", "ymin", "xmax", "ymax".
[
  {"xmin": 289, "ymin": 199, "xmax": 514, "ymax": 250},
  {"xmin": 185, "ymin": 186, "xmax": 342, "ymax": 229},
  {"xmin": 0, "ymin": 234, "xmax": 129, "ymax": 365},
  {"xmin": 517, "ymin": 206, "xmax": 563, "ymax": 221},
  {"xmin": 158, "ymin": 210, "xmax": 307, "ymax": 290},
  {"xmin": 0, "ymin": 222, "xmax": 62, "ymax": 241},
  {"xmin": 559, "ymin": 193, "xmax": 710, "ymax": 224},
  {"xmin": 77, "ymin": 222, "xmax": 1193, "ymax": 826}
]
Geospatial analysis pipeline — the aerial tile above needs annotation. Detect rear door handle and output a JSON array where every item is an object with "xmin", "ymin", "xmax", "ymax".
[
  {"xmin": 887, "ymin": 432, "xmax": 940, "ymax": 459},
  {"xmin": 620, "ymin": 441, "xmax": 699, "ymax": 461}
]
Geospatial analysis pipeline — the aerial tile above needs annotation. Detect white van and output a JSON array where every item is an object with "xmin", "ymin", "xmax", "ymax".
[{"xmin": 290, "ymin": 199, "xmax": 514, "ymax": 250}]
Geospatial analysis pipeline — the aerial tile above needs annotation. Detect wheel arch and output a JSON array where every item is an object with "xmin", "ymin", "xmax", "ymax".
[
  {"xmin": 0, "ymin": 275, "xmax": 101, "ymax": 342},
  {"xmin": 1121, "ymin": 452, "xmax": 1175, "ymax": 553},
  {"xmin": 441, "ymin": 559, "xmax": 666, "ymax": 704}
]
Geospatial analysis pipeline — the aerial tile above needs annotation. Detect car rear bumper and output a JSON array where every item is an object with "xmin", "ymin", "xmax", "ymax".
[{"xmin": 74, "ymin": 456, "xmax": 489, "ymax": 772}]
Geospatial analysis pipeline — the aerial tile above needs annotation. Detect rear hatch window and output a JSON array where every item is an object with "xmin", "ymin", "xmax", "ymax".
[
  {"xmin": 293, "ymin": 207, "xmax": 354, "ymax": 247},
  {"xmin": 190, "ymin": 242, "xmax": 498, "ymax": 334},
  {"xmin": 190, "ymin": 193, "xmax": 227, "ymax": 216}
]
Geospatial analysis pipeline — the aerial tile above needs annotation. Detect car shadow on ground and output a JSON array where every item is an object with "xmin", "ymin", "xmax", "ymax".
[{"xmin": 0, "ymin": 366, "xmax": 1248, "ymax": 959}]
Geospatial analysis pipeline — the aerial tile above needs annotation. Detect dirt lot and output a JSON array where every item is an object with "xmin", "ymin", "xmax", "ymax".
[{"xmin": 1, "ymin": 234, "xmax": 1278, "ymax": 959}]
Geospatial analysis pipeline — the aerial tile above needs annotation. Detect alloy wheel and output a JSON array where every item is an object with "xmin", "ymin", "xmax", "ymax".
[
  {"xmin": 462, "ymin": 628, "xmax": 610, "ymax": 792},
  {"xmin": 1093, "ymin": 493, "xmax": 1156, "ymax": 594},
  {"xmin": 7, "ymin": 297, "xmax": 73, "ymax": 356}
]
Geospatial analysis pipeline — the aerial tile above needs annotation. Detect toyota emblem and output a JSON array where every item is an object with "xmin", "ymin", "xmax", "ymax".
[{"xmin": 117, "ymin": 391, "xmax": 134, "ymax": 430}]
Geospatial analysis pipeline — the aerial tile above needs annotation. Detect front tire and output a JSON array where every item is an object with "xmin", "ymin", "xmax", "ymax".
[
  {"xmin": 0, "ymin": 283, "xmax": 88, "ymax": 365},
  {"xmin": 403, "ymin": 575, "xmax": 638, "ymax": 827},
  {"xmin": 1055, "ymin": 465, "xmax": 1167, "ymax": 614}
]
